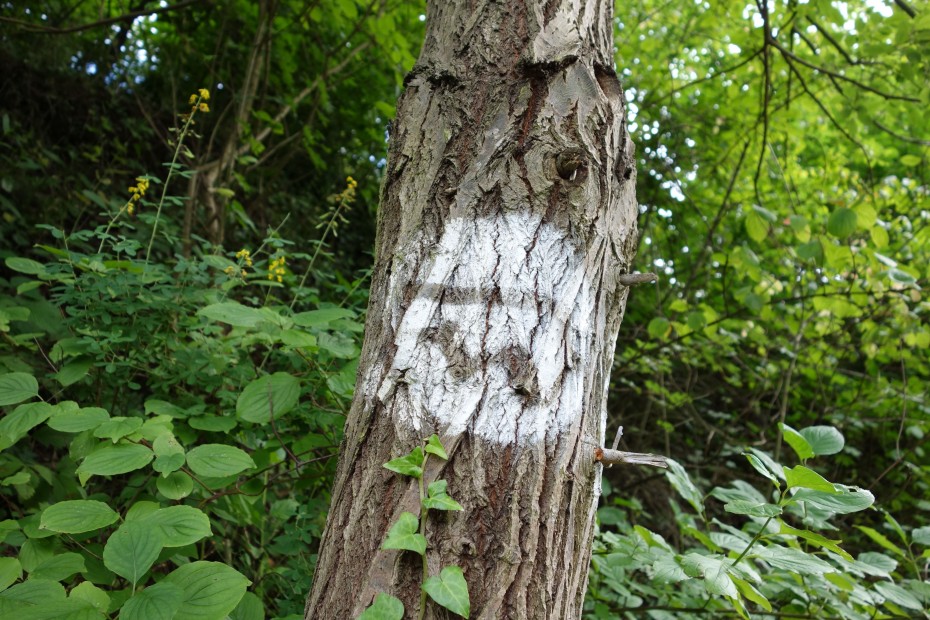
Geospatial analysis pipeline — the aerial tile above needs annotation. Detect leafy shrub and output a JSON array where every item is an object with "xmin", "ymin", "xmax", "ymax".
[
  {"xmin": 0, "ymin": 90, "xmax": 364, "ymax": 618},
  {"xmin": 586, "ymin": 425, "xmax": 930, "ymax": 618}
]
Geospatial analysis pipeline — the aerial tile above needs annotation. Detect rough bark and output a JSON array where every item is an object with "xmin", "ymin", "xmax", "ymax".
[{"xmin": 306, "ymin": 1, "xmax": 638, "ymax": 618}]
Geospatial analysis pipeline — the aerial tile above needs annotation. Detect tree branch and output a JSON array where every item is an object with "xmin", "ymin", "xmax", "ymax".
[{"xmin": 0, "ymin": 0, "xmax": 206, "ymax": 35}]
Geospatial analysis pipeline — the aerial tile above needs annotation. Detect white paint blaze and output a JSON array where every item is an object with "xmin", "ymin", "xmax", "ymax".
[{"xmin": 378, "ymin": 211, "xmax": 595, "ymax": 444}]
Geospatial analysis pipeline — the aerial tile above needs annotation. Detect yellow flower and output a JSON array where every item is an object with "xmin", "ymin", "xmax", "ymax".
[
  {"xmin": 277, "ymin": 275, "xmax": 283, "ymax": 283},
  {"xmin": 189, "ymin": 94, "xmax": 197, "ymax": 105},
  {"xmin": 199, "ymin": 88, "xmax": 210, "ymax": 101},
  {"xmin": 198, "ymin": 102, "xmax": 210, "ymax": 113},
  {"xmin": 127, "ymin": 203, "xmax": 135, "ymax": 216}
]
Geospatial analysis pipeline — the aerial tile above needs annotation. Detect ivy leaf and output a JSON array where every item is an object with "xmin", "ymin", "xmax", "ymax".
[
  {"xmin": 383, "ymin": 447, "xmax": 424, "ymax": 479},
  {"xmin": 423, "ymin": 480, "xmax": 463, "ymax": 511},
  {"xmin": 358, "ymin": 593, "xmax": 404, "ymax": 620},
  {"xmin": 382, "ymin": 512, "xmax": 426, "ymax": 555},
  {"xmin": 422, "ymin": 565, "xmax": 470, "ymax": 618},
  {"xmin": 424, "ymin": 434, "xmax": 448, "ymax": 460},
  {"xmin": 40, "ymin": 500, "xmax": 119, "ymax": 534}
]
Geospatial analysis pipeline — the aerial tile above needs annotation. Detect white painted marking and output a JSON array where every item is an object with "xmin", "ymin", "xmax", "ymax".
[{"xmin": 379, "ymin": 211, "xmax": 595, "ymax": 444}]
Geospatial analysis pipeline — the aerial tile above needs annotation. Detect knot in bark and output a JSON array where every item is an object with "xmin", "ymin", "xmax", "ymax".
[{"xmin": 555, "ymin": 148, "xmax": 587, "ymax": 181}]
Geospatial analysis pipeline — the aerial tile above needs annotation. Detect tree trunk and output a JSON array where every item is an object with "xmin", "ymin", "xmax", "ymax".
[{"xmin": 306, "ymin": 1, "xmax": 638, "ymax": 618}]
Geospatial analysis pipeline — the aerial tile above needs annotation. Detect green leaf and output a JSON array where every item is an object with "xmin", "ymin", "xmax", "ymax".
[
  {"xmin": 874, "ymin": 582, "xmax": 924, "ymax": 610},
  {"xmin": 119, "ymin": 581, "xmax": 184, "ymax": 620},
  {"xmin": 39, "ymin": 500, "xmax": 118, "ymax": 534},
  {"xmin": 744, "ymin": 209, "xmax": 768, "ymax": 242},
  {"xmin": 186, "ymin": 444, "xmax": 255, "ymax": 477},
  {"xmin": 187, "ymin": 416, "xmax": 237, "ymax": 432},
  {"xmin": 792, "ymin": 486, "xmax": 874, "ymax": 514},
  {"xmin": 900, "ymin": 154, "xmax": 921, "ymax": 167},
  {"xmin": 382, "ymin": 512, "xmax": 427, "ymax": 555},
  {"xmin": 779, "ymin": 522, "xmax": 851, "ymax": 560},
  {"xmin": 723, "ymin": 500, "xmax": 782, "ymax": 517},
  {"xmin": 198, "ymin": 302, "xmax": 274, "ymax": 328},
  {"xmin": 46, "ymin": 407, "xmax": 109, "ymax": 433},
  {"xmin": 0, "ymin": 579, "xmax": 65, "ymax": 604},
  {"xmin": 423, "ymin": 480, "xmax": 464, "ymax": 511},
  {"xmin": 358, "ymin": 593, "xmax": 404, "ymax": 620},
  {"xmin": 68, "ymin": 582, "xmax": 109, "ymax": 613},
  {"xmin": 0, "ymin": 373, "xmax": 38, "ymax": 406},
  {"xmin": 103, "ymin": 522, "xmax": 163, "ymax": 588},
  {"xmin": 92, "ymin": 417, "xmax": 143, "ymax": 442},
  {"xmin": 0, "ymin": 402, "xmax": 53, "ymax": 446},
  {"xmin": 784, "ymin": 465, "xmax": 835, "ymax": 492},
  {"xmin": 29, "ymin": 553, "xmax": 85, "ymax": 581},
  {"xmin": 0, "ymin": 557, "xmax": 22, "ymax": 592},
  {"xmin": 5, "ymin": 257, "xmax": 46, "ymax": 276},
  {"xmin": 856, "ymin": 526, "xmax": 905, "ymax": 558},
  {"xmin": 140, "ymin": 506, "xmax": 211, "ymax": 547},
  {"xmin": 798, "ymin": 426, "xmax": 844, "ymax": 456},
  {"xmin": 291, "ymin": 308, "xmax": 355, "ymax": 327},
  {"xmin": 745, "ymin": 448, "xmax": 785, "ymax": 481},
  {"xmin": 731, "ymin": 575, "xmax": 771, "ymax": 612},
  {"xmin": 424, "ymin": 435, "xmax": 448, "ymax": 459},
  {"xmin": 827, "ymin": 207, "xmax": 857, "ymax": 239},
  {"xmin": 278, "ymin": 329, "xmax": 317, "ymax": 348},
  {"xmin": 152, "ymin": 434, "xmax": 186, "ymax": 475},
  {"xmin": 912, "ymin": 526, "xmax": 930, "ymax": 546},
  {"xmin": 752, "ymin": 545, "xmax": 833, "ymax": 574},
  {"xmin": 76, "ymin": 443, "xmax": 153, "ymax": 478},
  {"xmin": 743, "ymin": 452, "xmax": 777, "ymax": 482},
  {"xmin": 317, "ymin": 332, "xmax": 358, "ymax": 358},
  {"xmin": 647, "ymin": 317, "xmax": 671, "ymax": 339},
  {"xmin": 383, "ymin": 447, "xmax": 424, "ymax": 478},
  {"xmin": 52, "ymin": 358, "xmax": 92, "ymax": 387},
  {"xmin": 156, "ymin": 471, "xmax": 194, "ymax": 500},
  {"xmin": 162, "ymin": 561, "xmax": 250, "ymax": 620},
  {"xmin": 236, "ymin": 372, "xmax": 300, "ymax": 423},
  {"xmin": 228, "ymin": 592, "xmax": 263, "ymax": 620},
  {"xmin": 664, "ymin": 459, "xmax": 704, "ymax": 516},
  {"xmin": 796, "ymin": 239, "xmax": 823, "ymax": 262},
  {"xmin": 422, "ymin": 565, "xmax": 470, "ymax": 618},
  {"xmin": 779, "ymin": 424, "xmax": 814, "ymax": 461}
]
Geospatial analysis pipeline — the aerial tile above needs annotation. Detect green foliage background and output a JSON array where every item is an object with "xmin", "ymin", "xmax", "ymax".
[{"xmin": 0, "ymin": 0, "xmax": 928, "ymax": 618}]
